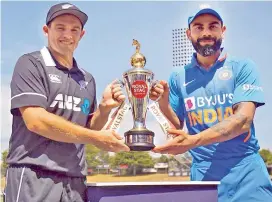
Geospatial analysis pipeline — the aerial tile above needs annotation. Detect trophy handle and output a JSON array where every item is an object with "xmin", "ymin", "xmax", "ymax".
[
  {"xmin": 148, "ymin": 102, "xmax": 176, "ymax": 139},
  {"xmin": 151, "ymin": 80, "xmax": 162, "ymax": 102},
  {"xmin": 117, "ymin": 79, "xmax": 125, "ymax": 88},
  {"xmin": 102, "ymin": 79, "xmax": 130, "ymax": 132},
  {"xmin": 115, "ymin": 79, "xmax": 129, "ymax": 104}
]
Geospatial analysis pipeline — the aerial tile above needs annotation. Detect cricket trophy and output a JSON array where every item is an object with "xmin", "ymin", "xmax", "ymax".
[
  {"xmin": 119, "ymin": 39, "xmax": 155, "ymax": 151},
  {"xmin": 104, "ymin": 39, "xmax": 174, "ymax": 151}
]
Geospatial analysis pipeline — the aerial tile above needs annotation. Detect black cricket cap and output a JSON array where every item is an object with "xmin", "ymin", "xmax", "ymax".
[{"xmin": 46, "ymin": 2, "xmax": 88, "ymax": 28}]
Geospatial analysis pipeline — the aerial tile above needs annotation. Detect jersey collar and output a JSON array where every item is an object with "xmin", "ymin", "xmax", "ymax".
[
  {"xmin": 40, "ymin": 46, "xmax": 85, "ymax": 75},
  {"xmin": 190, "ymin": 48, "xmax": 227, "ymax": 72}
]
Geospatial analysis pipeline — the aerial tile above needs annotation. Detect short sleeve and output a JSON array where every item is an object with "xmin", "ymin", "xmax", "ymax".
[
  {"xmin": 168, "ymin": 71, "xmax": 185, "ymax": 122},
  {"xmin": 90, "ymin": 95, "xmax": 97, "ymax": 115},
  {"xmin": 232, "ymin": 59, "xmax": 265, "ymax": 107},
  {"xmin": 10, "ymin": 54, "xmax": 48, "ymax": 115},
  {"xmin": 87, "ymin": 76, "xmax": 98, "ymax": 121}
]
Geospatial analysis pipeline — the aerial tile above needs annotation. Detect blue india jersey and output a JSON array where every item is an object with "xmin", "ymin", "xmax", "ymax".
[{"xmin": 169, "ymin": 50, "xmax": 265, "ymax": 163}]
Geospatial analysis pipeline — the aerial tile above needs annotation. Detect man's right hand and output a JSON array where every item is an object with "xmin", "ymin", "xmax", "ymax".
[
  {"xmin": 93, "ymin": 130, "xmax": 130, "ymax": 152},
  {"xmin": 19, "ymin": 106, "xmax": 130, "ymax": 151},
  {"xmin": 149, "ymin": 80, "xmax": 169, "ymax": 106}
]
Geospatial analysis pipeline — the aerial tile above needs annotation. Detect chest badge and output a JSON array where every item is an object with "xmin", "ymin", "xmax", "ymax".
[
  {"xmin": 218, "ymin": 68, "xmax": 232, "ymax": 80},
  {"xmin": 79, "ymin": 80, "xmax": 88, "ymax": 90}
]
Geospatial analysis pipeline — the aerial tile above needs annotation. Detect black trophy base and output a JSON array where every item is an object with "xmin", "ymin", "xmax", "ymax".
[{"xmin": 124, "ymin": 129, "xmax": 155, "ymax": 151}]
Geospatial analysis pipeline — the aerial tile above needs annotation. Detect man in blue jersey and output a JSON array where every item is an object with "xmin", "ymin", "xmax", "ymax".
[{"xmin": 150, "ymin": 7, "xmax": 272, "ymax": 202}]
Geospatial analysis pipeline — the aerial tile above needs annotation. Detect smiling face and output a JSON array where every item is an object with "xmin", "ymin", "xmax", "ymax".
[
  {"xmin": 187, "ymin": 14, "xmax": 226, "ymax": 57},
  {"xmin": 43, "ymin": 14, "xmax": 85, "ymax": 56}
]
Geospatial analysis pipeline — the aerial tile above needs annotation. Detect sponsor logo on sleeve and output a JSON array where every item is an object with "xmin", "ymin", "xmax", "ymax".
[{"xmin": 242, "ymin": 84, "xmax": 263, "ymax": 91}]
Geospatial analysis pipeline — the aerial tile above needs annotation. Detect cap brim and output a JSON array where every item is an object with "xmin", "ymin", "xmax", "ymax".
[
  {"xmin": 47, "ymin": 9, "xmax": 88, "ymax": 27},
  {"xmin": 188, "ymin": 8, "xmax": 223, "ymax": 27}
]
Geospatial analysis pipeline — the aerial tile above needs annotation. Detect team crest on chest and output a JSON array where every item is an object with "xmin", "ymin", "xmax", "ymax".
[
  {"xmin": 218, "ymin": 67, "xmax": 232, "ymax": 80},
  {"xmin": 79, "ymin": 80, "xmax": 88, "ymax": 90}
]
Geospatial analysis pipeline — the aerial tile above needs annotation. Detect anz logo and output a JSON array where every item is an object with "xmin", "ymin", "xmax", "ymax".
[{"xmin": 50, "ymin": 94, "xmax": 90, "ymax": 115}]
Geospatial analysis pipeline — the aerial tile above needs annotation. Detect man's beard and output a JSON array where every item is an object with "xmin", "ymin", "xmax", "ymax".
[{"xmin": 191, "ymin": 36, "xmax": 222, "ymax": 57}]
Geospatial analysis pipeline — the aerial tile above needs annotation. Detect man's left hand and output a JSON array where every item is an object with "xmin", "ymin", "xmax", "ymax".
[{"xmin": 152, "ymin": 129, "xmax": 199, "ymax": 155}]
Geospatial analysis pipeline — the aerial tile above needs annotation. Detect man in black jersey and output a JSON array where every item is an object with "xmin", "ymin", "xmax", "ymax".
[{"xmin": 5, "ymin": 2, "xmax": 129, "ymax": 202}]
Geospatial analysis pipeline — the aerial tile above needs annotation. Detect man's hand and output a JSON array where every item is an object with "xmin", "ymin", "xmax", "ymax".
[
  {"xmin": 149, "ymin": 80, "xmax": 183, "ymax": 129},
  {"xmin": 149, "ymin": 80, "xmax": 169, "ymax": 105},
  {"xmin": 93, "ymin": 130, "xmax": 130, "ymax": 152},
  {"xmin": 88, "ymin": 80, "xmax": 126, "ymax": 130},
  {"xmin": 19, "ymin": 106, "xmax": 129, "ymax": 150},
  {"xmin": 100, "ymin": 80, "xmax": 125, "ymax": 111},
  {"xmin": 152, "ymin": 129, "xmax": 198, "ymax": 155}
]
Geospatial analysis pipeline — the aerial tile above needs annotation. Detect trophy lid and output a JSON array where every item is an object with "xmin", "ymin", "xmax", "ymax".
[{"xmin": 130, "ymin": 39, "xmax": 146, "ymax": 68}]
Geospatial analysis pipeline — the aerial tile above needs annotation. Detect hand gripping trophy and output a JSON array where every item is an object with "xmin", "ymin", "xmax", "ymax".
[{"xmin": 104, "ymin": 39, "xmax": 174, "ymax": 151}]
